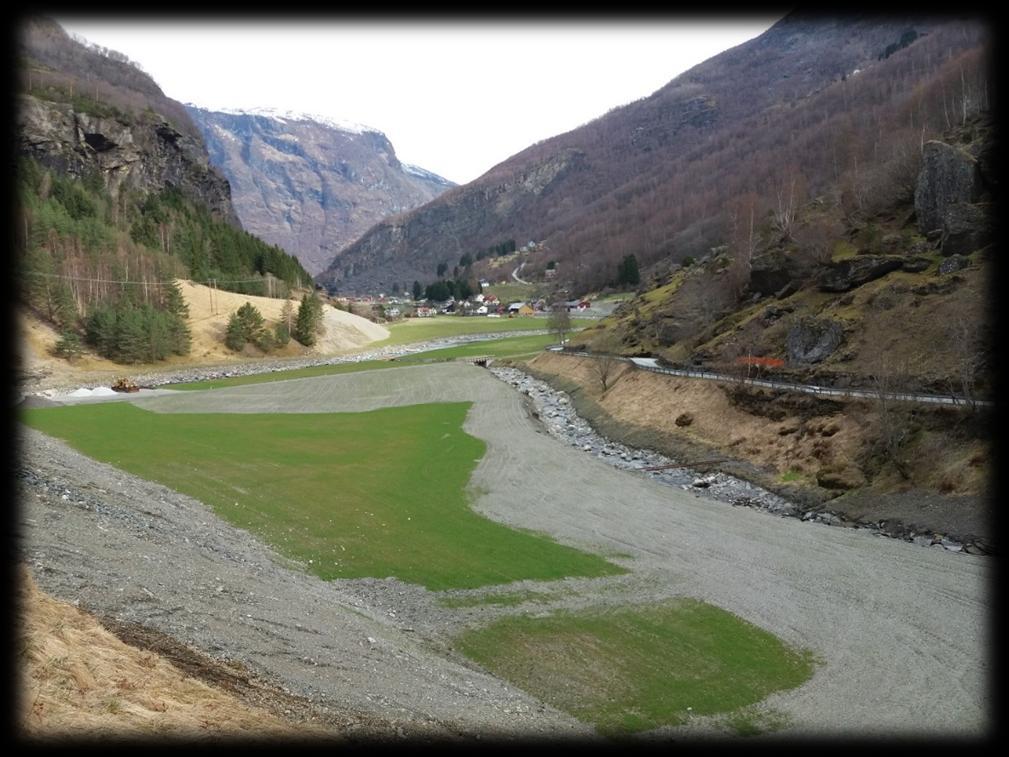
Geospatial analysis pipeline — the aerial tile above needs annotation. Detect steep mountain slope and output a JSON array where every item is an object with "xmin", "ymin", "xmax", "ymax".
[
  {"xmin": 317, "ymin": 13, "xmax": 989, "ymax": 295},
  {"xmin": 18, "ymin": 18, "xmax": 238, "ymax": 225},
  {"xmin": 187, "ymin": 106, "xmax": 454, "ymax": 275}
]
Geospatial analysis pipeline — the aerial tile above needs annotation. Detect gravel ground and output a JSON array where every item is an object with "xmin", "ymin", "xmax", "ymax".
[
  {"xmin": 18, "ymin": 330, "xmax": 551, "ymax": 398},
  {"xmin": 17, "ymin": 362, "xmax": 992, "ymax": 739}
]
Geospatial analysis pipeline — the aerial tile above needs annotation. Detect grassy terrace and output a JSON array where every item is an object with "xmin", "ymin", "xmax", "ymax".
[
  {"xmin": 457, "ymin": 600, "xmax": 815, "ymax": 736},
  {"xmin": 169, "ymin": 332, "xmax": 562, "ymax": 391},
  {"xmin": 22, "ymin": 402, "xmax": 624, "ymax": 591},
  {"xmin": 374, "ymin": 315, "xmax": 596, "ymax": 347}
]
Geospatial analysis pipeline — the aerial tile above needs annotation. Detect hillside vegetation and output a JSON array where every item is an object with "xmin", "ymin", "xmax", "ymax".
[{"xmin": 319, "ymin": 14, "xmax": 990, "ymax": 296}]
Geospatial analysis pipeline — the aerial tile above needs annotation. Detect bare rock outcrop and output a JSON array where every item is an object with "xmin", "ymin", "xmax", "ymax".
[
  {"xmin": 817, "ymin": 256, "xmax": 903, "ymax": 293},
  {"xmin": 785, "ymin": 317, "xmax": 844, "ymax": 364},
  {"xmin": 18, "ymin": 93, "xmax": 238, "ymax": 225},
  {"xmin": 914, "ymin": 140, "xmax": 982, "ymax": 235}
]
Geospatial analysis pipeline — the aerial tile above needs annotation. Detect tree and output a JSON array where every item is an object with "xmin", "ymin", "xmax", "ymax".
[
  {"xmin": 412, "ymin": 280, "xmax": 423, "ymax": 300},
  {"xmin": 225, "ymin": 302, "xmax": 267, "ymax": 352},
  {"xmin": 53, "ymin": 329, "xmax": 84, "ymax": 360},
  {"xmin": 162, "ymin": 279, "xmax": 191, "ymax": 356},
  {"xmin": 547, "ymin": 302, "xmax": 572, "ymax": 345},
  {"xmin": 727, "ymin": 192, "xmax": 759, "ymax": 299},
  {"xmin": 294, "ymin": 292, "xmax": 323, "ymax": 346},
  {"xmin": 589, "ymin": 334, "xmax": 629, "ymax": 392},
  {"xmin": 616, "ymin": 254, "xmax": 640, "ymax": 287}
]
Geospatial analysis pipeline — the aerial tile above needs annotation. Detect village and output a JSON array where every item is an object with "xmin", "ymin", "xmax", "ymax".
[{"xmin": 343, "ymin": 285, "xmax": 595, "ymax": 321}]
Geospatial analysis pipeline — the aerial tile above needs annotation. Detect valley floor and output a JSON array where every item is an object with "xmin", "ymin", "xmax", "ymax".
[{"xmin": 16, "ymin": 363, "xmax": 991, "ymax": 740}]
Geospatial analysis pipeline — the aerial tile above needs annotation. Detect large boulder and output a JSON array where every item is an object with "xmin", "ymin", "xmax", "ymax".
[
  {"xmin": 749, "ymin": 249, "xmax": 816, "ymax": 297},
  {"xmin": 940, "ymin": 202, "xmax": 992, "ymax": 257},
  {"xmin": 817, "ymin": 256, "xmax": 903, "ymax": 292},
  {"xmin": 914, "ymin": 140, "xmax": 982, "ymax": 234},
  {"xmin": 786, "ymin": 317, "xmax": 844, "ymax": 364},
  {"xmin": 816, "ymin": 465, "xmax": 867, "ymax": 491}
]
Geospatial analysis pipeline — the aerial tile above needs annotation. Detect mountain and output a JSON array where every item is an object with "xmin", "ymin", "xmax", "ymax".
[
  {"xmin": 18, "ymin": 17, "xmax": 239, "ymax": 225},
  {"xmin": 186, "ymin": 106, "xmax": 455, "ymax": 275},
  {"xmin": 316, "ymin": 13, "xmax": 989, "ymax": 295}
]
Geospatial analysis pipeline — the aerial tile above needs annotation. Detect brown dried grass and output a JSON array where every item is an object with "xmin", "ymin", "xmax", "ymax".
[{"xmin": 16, "ymin": 566, "xmax": 324, "ymax": 741}]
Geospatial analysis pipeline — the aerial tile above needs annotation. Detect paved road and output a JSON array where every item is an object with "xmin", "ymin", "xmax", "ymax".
[{"xmin": 511, "ymin": 261, "xmax": 530, "ymax": 285}]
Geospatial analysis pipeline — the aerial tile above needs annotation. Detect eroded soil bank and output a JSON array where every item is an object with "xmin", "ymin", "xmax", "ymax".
[{"xmin": 521, "ymin": 352, "xmax": 992, "ymax": 550}]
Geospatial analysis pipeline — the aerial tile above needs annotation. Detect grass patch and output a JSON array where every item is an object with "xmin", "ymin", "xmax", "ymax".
[
  {"xmin": 22, "ymin": 402, "xmax": 623, "ymax": 591},
  {"xmin": 169, "ymin": 333, "xmax": 567, "ymax": 390},
  {"xmin": 780, "ymin": 469, "xmax": 804, "ymax": 483},
  {"xmin": 455, "ymin": 599, "xmax": 815, "ymax": 736},
  {"xmin": 831, "ymin": 241, "xmax": 858, "ymax": 261},
  {"xmin": 376, "ymin": 315, "xmax": 596, "ymax": 347},
  {"xmin": 483, "ymin": 281, "xmax": 540, "ymax": 303}
]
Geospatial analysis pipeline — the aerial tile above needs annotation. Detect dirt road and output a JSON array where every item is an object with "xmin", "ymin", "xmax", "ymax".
[{"xmin": 18, "ymin": 362, "xmax": 991, "ymax": 737}]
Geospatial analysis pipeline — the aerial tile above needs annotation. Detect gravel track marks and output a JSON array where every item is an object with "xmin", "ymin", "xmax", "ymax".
[{"xmin": 21, "ymin": 362, "xmax": 991, "ymax": 737}]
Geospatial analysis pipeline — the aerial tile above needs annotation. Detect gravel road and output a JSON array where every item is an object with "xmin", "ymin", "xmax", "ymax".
[{"xmin": 18, "ymin": 362, "xmax": 991, "ymax": 738}]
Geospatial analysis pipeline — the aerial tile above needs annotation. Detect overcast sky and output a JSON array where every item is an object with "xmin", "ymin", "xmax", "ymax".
[{"xmin": 57, "ymin": 17, "xmax": 784, "ymax": 185}]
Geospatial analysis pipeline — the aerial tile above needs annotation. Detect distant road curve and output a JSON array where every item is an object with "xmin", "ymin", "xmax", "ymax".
[
  {"xmin": 547, "ymin": 349, "xmax": 993, "ymax": 409},
  {"xmin": 511, "ymin": 261, "xmax": 530, "ymax": 285}
]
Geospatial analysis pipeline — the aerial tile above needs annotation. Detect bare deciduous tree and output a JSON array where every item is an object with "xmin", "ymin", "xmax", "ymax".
[
  {"xmin": 589, "ymin": 334, "xmax": 629, "ymax": 393},
  {"xmin": 944, "ymin": 315, "xmax": 988, "ymax": 413},
  {"xmin": 866, "ymin": 353, "xmax": 920, "ymax": 480},
  {"xmin": 547, "ymin": 302, "xmax": 572, "ymax": 346}
]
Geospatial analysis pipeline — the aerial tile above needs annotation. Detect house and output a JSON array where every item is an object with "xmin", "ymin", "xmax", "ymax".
[
  {"xmin": 508, "ymin": 302, "xmax": 535, "ymax": 316},
  {"xmin": 475, "ymin": 304, "xmax": 488, "ymax": 315},
  {"xmin": 415, "ymin": 305, "xmax": 436, "ymax": 317},
  {"xmin": 385, "ymin": 307, "xmax": 401, "ymax": 319},
  {"xmin": 473, "ymin": 293, "xmax": 485, "ymax": 303}
]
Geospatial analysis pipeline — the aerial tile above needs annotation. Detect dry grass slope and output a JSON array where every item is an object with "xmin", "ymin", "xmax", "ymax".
[{"xmin": 16, "ymin": 566, "xmax": 331, "ymax": 742}]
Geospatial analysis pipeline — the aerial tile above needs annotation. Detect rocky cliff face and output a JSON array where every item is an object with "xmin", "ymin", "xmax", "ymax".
[
  {"xmin": 18, "ymin": 94, "xmax": 237, "ymax": 224},
  {"xmin": 18, "ymin": 17, "xmax": 238, "ymax": 225},
  {"xmin": 186, "ymin": 107, "xmax": 454, "ymax": 275}
]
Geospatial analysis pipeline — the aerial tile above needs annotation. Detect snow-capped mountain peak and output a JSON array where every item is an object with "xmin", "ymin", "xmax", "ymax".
[{"xmin": 189, "ymin": 104, "xmax": 382, "ymax": 136}]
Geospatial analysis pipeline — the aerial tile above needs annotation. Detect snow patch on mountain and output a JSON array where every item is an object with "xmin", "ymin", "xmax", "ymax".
[
  {"xmin": 193, "ymin": 104, "xmax": 382, "ymax": 136},
  {"xmin": 403, "ymin": 163, "xmax": 453, "ymax": 186}
]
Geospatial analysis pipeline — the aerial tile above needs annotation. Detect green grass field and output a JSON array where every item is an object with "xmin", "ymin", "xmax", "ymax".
[
  {"xmin": 22, "ymin": 402, "xmax": 623, "ymax": 591},
  {"xmin": 169, "ymin": 333, "xmax": 563, "ymax": 391},
  {"xmin": 482, "ymin": 281, "xmax": 540, "ymax": 303},
  {"xmin": 456, "ymin": 599, "xmax": 815, "ymax": 735},
  {"xmin": 375, "ymin": 315, "xmax": 595, "ymax": 347}
]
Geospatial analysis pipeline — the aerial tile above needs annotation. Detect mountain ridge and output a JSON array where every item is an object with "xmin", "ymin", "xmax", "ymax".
[
  {"xmin": 316, "ymin": 13, "xmax": 989, "ymax": 296},
  {"xmin": 187, "ymin": 105, "xmax": 455, "ymax": 275}
]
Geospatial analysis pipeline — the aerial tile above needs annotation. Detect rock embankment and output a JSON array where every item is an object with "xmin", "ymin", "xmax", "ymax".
[{"xmin": 490, "ymin": 365, "xmax": 982, "ymax": 554}]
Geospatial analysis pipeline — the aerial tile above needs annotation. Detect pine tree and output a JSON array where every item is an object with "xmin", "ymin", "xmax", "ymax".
[
  {"xmin": 53, "ymin": 329, "xmax": 84, "ymax": 360},
  {"xmin": 162, "ymin": 280, "xmax": 191, "ymax": 355},
  {"xmin": 225, "ymin": 302, "xmax": 267, "ymax": 352},
  {"xmin": 294, "ymin": 292, "xmax": 323, "ymax": 347},
  {"xmin": 412, "ymin": 280, "xmax": 423, "ymax": 300}
]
